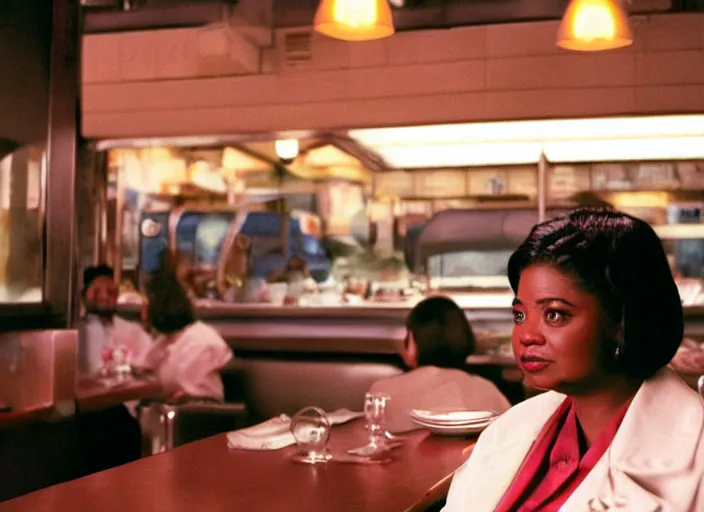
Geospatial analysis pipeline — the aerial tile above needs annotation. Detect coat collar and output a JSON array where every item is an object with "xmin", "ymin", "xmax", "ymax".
[
  {"xmin": 609, "ymin": 367, "xmax": 703, "ymax": 477},
  {"xmin": 461, "ymin": 368, "xmax": 703, "ymax": 512}
]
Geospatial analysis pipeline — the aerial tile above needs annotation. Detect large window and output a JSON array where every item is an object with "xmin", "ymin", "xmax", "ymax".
[
  {"xmin": 104, "ymin": 116, "xmax": 704, "ymax": 309},
  {"xmin": 0, "ymin": 146, "xmax": 43, "ymax": 303}
]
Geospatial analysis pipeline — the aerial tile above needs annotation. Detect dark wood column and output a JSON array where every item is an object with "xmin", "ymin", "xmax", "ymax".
[{"xmin": 44, "ymin": 0, "xmax": 82, "ymax": 327}]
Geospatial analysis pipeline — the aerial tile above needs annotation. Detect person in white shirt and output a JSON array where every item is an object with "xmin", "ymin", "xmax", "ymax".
[
  {"xmin": 76, "ymin": 265, "xmax": 149, "ymax": 474},
  {"xmin": 78, "ymin": 265, "xmax": 152, "ymax": 377},
  {"xmin": 136, "ymin": 274, "xmax": 233, "ymax": 403},
  {"xmin": 371, "ymin": 296, "xmax": 511, "ymax": 433}
]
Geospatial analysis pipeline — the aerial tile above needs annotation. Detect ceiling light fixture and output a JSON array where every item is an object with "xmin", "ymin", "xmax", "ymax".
[
  {"xmin": 556, "ymin": 0, "xmax": 633, "ymax": 52},
  {"xmin": 314, "ymin": 0, "xmax": 395, "ymax": 42},
  {"xmin": 275, "ymin": 139, "xmax": 300, "ymax": 162}
]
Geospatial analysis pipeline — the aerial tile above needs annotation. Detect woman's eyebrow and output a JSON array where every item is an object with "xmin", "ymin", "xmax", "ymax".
[{"xmin": 536, "ymin": 297, "xmax": 577, "ymax": 307}]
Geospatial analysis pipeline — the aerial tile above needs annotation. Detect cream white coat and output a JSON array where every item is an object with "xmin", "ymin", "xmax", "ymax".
[{"xmin": 443, "ymin": 368, "xmax": 704, "ymax": 512}]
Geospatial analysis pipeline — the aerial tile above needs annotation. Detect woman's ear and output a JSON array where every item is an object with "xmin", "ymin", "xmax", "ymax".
[{"xmin": 402, "ymin": 331, "xmax": 419, "ymax": 369}]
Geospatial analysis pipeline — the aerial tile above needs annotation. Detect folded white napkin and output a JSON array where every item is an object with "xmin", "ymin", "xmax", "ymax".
[{"xmin": 227, "ymin": 408, "xmax": 364, "ymax": 451}]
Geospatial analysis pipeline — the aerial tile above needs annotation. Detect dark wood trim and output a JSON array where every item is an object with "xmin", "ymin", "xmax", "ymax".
[{"xmin": 44, "ymin": 0, "xmax": 82, "ymax": 328}]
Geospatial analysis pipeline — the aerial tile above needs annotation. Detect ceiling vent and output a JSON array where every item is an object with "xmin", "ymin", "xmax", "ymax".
[{"xmin": 281, "ymin": 30, "xmax": 313, "ymax": 71}]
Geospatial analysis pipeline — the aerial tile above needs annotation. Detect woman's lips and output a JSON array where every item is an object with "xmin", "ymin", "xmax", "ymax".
[{"xmin": 519, "ymin": 356, "xmax": 551, "ymax": 373}]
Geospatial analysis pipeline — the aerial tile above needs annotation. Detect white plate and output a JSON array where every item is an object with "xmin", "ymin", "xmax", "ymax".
[
  {"xmin": 410, "ymin": 415, "xmax": 494, "ymax": 429},
  {"xmin": 411, "ymin": 417, "xmax": 493, "ymax": 436},
  {"xmin": 410, "ymin": 409, "xmax": 496, "ymax": 425}
]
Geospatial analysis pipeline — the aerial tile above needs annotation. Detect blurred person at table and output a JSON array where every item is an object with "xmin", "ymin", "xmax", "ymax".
[
  {"xmin": 78, "ymin": 265, "xmax": 152, "ymax": 377},
  {"xmin": 443, "ymin": 207, "xmax": 704, "ymax": 512},
  {"xmin": 370, "ymin": 296, "xmax": 510, "ymax": 434},
  {"xmin": 76, "ymin": 265, "xmax": 147, "ymax": 475},
  {"xmin": 136, "ymin": 273, "xmax": 233, "ymax": 403}
]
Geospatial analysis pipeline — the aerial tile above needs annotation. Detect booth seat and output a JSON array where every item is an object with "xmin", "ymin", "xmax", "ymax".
[
  {"xmin": 140, "ymin": 354, "xmax": 403, "ymax": 454},
  {"xmin": 230, "ymin": 355, "xmax": 404, "ymax": 422}
]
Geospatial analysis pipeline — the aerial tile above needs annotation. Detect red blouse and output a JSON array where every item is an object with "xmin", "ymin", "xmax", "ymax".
[{"xmin": 494, "ymin": 397, "xmax": 631, "ymax": 512}]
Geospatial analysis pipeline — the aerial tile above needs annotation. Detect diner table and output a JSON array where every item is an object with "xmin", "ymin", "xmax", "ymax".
[
  {"xmin": 0, "ymin": 419, "xmax": 475, "ymax": 511},
  {"xmin": 75, "ymin": 377, "xmax": 162, "ymax": 413}
]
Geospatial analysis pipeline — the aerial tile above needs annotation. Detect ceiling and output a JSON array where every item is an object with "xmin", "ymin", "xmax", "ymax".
[{"xmin": 81, "ymin": 0, "xmax": 689, "ymax": 34}]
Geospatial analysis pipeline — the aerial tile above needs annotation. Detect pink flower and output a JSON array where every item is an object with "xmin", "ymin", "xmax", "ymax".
[{"xmin": 101, "ymin": 346, "xmax": 115, "ymax": 364}]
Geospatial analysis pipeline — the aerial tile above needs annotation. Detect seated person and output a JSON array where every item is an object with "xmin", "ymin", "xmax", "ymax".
[
  {"xmin": 78, "ymin": 265, "xmax": 151, "ymax": 377},
  {"xmin": 76, "ymin": 265, "xmax": 148, "ymax": 474},
  {"xmin": 136, "ymin": 274, "xmax": 233, "ymax": 403},
  {"xmin": 371, "ymin": 296, "xmax": 511, "ymax": 433},
  {"xmin": 443, "ymin": 208, "xmax": 704, "ymax": 511}
]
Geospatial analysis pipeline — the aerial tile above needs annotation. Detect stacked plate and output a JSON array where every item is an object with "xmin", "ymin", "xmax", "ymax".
[{"xmin": 410, "ymin": 408, "xmax": 498, "ymax": 436}]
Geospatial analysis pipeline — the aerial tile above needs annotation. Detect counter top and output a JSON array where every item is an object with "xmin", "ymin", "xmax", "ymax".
[
  {"xmin": 75, "ymin": 378, "xmax": 162, "ymax": 413},
  {"xmin": 1, "ymin": 420, "xmax": 474, "ymax": 511}
]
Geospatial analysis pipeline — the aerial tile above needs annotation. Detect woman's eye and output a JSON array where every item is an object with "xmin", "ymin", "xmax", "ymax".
[
  {"xmin": 545, "ymin": 309, "xmax": 568, "ymax": 324},
  {"xmin": 512, "ymin": 310, "xmax": 525, "ymax": 324}
]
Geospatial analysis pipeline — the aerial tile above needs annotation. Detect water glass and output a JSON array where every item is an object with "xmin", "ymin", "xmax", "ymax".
[
  {"xmin": 348, "ymin": 392, "xmax": 391, "ymax": 458},
  {"xmin": 365, "ymin": 392, "xmax": 390, "ymax": 446},
  {"xmin": 290, "ymin": 406, "xmax": 332, "ymax": 464}
]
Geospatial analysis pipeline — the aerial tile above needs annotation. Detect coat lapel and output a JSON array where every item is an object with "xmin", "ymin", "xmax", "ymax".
[
  {"xmin": 445, "ymin": 368, "xmax": 703, "ymax": 512},
  {"xmin": 562, "ymin": 368, "xmax": 704, "ymax": 512},
  {"xmin": 562, "ymin": 460, "xmax": 663, "ymax": 512},
  {"xmin": 458, "ymin": 392, "xmax": 567, "ymax": 511}
]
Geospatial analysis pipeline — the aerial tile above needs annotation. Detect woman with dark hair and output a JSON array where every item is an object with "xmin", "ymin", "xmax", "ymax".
[
  {"xmin": 136, "ymin": 274, "xmax": 233, "ymax": 402},
  {"xmin": 371, "ymin": 296, "xmax": 510, "ymax": 433},
  {"xmin": 443, "ymin": 207, "xmax": 704, "ymax": 511}
]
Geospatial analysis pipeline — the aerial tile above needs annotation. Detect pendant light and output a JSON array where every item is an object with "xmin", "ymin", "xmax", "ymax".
[
  {"xmin": 275, "ymin": 139, "xmax": 300, "ymax": 162},
  {"xmin": 314, "ymin": 0, "xmax": 394, "ymax": 42},
  {"xmin": 556, "ymin": 0, "xmax": 633, "ymax": 52}
]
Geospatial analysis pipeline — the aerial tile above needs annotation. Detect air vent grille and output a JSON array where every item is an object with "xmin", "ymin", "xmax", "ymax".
[{"xmin": 282, "ymin": 30, "xmax": 313, "ymax": 70}]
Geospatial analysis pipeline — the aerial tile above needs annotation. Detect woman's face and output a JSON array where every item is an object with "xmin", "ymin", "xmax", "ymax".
[
  {"xmin": 84, "ymin": 276, "xmax": 118, "ymax": 315},
  {"xmin": 511, "ymin": 264, "xmax": 615, "ymax": 394}
]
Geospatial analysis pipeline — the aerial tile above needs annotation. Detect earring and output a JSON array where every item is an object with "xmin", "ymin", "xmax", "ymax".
[{"xmin": 614, "ymin": 346, "xmax": 621, "ymax": 360}]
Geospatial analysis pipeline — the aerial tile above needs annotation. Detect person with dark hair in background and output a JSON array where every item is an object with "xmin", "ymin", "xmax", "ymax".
[
  {"xmin": 78, "ymin": 265, "xmax": 151, "ymax": 377},
  {"xmin": 135, "ymin": 274, "xmax": 232, "ymax": 403},
  {"xmin": 76, "ymin": 265, "xmax": 149, "ymax": 475},
  {"xmin": 443, "ymin": 207, "xmax": 704, "ymax": 511},
  {"xmin": 370, "ymin": 296, "xmax": 510, "ymax": 433}
]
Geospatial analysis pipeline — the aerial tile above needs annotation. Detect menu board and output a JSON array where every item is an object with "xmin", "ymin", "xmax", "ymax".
[
  {"xmin": 374, "ymin": 171, "xmax": 414, "ymax": 199},
  {"xmin": 506, "ymin": 167, "xmax": 538, "ymax": 198},
  {"xmin": 550, "ymin": 165, "xmax": 591, "ymax": 200},
  {"xmin": 413, "ymin": 170, "xmax": 467, "ymax": 198},
  {"xmin": 466, "ymin": 169, "xmax": 508, "ymax": 196}
]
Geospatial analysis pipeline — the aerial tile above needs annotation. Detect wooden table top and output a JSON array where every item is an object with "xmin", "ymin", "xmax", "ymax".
[
  {"xmin": 0, "ymin": 420, "xmax": 475, "ymax": 511},
  {"xmin": 75, "ymin": 378, "xmax": 162, "ymax": 413}
]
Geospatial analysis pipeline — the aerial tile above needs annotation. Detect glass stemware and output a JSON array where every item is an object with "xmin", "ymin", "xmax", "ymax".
[
  {"xmin": 290, "ymin": 406, "xmax": 333, "ymax": 464},
  {"xmin": 347, "ymin": 392, "xmax": 392, "ymax": 458}
]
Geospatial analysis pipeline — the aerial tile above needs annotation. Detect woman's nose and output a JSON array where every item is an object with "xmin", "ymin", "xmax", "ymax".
[{"xmin": 517, "ymin": 328, "xmax": 545, "ymax": 346}]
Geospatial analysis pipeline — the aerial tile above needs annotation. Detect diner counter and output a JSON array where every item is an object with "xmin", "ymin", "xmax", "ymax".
[
  {"xmin": 1, "ymin": 420, "xmax": 475, "ymax": 511},
  {"xmin": 75, "ymin": 378, "xmax": 162, "ymax": 414},
  {"xmin": 117, "ymin": 302, "xmax": 704, "ymax": 355}
]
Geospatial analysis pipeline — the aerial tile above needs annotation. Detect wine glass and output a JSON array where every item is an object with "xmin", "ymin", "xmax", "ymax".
[
  {"xmin": 289, "ymin": 406, "xmax": 332, "ymax": 464},
  {"xmin": 347, "ymin": 392, "xmax": 392, "ymax": 458}
]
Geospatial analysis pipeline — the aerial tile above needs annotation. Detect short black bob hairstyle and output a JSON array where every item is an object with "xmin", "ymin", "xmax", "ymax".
[
  {"xmin": 145, "ymin": 273, "xmax": 196, "ymax": 335},
  {"xmin": 405, "ymin": 296, "xmax": 476, "ymax": 369},
  {"xmin": 507, "ymin": 207, "xmax": 683, "ymax": 380}
]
